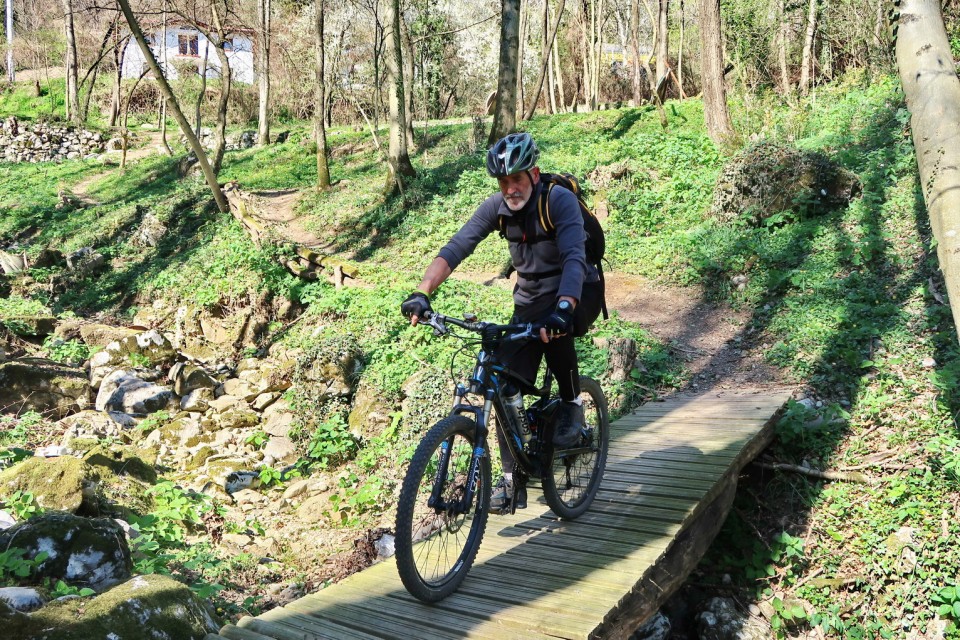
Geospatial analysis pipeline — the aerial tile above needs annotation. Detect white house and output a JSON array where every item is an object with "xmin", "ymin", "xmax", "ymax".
[{"xmin": 122, "ymin": 24, "xmax": 256, "ymax": 85}]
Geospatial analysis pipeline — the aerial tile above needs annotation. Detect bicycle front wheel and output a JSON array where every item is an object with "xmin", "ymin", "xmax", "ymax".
[
  {"xmin": 541, "ymin": 376, "xmax": 609, "ymax": 519},
  {"xmin": 395, "ymin": 415, "xmax": 491, "ymax": 602}
]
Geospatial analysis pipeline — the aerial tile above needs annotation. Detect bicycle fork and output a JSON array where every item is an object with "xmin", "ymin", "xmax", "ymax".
[{"xmin": 427, "ymin": 439, "xmax": 487, "ymax": 516}]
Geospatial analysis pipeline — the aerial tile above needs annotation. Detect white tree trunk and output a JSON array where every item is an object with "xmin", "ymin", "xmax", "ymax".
[
  {"xmin": 778, "ymin": 0, "xmax": 791, "ymax": 96},
  {"xmin": 895, "ymin": 0, "xmax": 960, "ymax": 340},
  {"xmin": 5, "ymin": 0, "xmax": 13, "ymax": 84},
  {"xmin": 656, "ymin": 0, "xmax": 668, "ymax": 84},
  {"xmin": 257, "ymin": 0, "xmax": 271, "ymax": 146},
  {"xmin": 799, "ymin": 0, "xmax": 817, "ymax": 95},
  {"xmin": 61, "ymin": 0, "xmax": 79, "ymax": 122}
]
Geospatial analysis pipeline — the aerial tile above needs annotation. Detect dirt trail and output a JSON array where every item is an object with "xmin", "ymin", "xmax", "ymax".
[
  {"xmin": 451, "ymin": 270, "xmax": 791, "ymax": 395},
  {"xmin": 71, "ymin": 130, "xmax": 174, "ymax": 201}
]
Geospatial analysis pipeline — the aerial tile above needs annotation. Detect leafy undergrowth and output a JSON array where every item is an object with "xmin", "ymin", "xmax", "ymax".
[
  {"xmin": 688, "ymin": 75, "xmax": 960, "ymax": 637},
  {"xmin": 3, "ymin": 69, "xmax": 960, "ymax": 635}
]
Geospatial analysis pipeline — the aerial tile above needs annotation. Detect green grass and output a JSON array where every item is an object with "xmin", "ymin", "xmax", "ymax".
[{"xmin": 0, "ymin": 79, "xmax": 67, "ymax": 121}]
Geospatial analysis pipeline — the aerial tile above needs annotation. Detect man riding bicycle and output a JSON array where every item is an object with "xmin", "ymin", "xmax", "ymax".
[{"xmin": 401, "ymin": 132, "xmax": 605, "ymax": 512}]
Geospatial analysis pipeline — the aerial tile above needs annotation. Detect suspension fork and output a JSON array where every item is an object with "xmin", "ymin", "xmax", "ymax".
[{"xmin": 429, "ymin": 394, "xmax": 493, "ymax": 515}]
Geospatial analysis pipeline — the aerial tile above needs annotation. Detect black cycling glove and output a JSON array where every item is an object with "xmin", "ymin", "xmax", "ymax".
[
  {"xmin": 401, "ymin": 291, "xmax": 432, "ymax": 320},
  {"xmin": 542, "ymin": 302, "xmax": 574, "ymax": 336}
]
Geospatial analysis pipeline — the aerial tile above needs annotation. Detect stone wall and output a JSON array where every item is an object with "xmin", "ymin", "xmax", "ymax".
[{"xmin": 1, "ymin": 116, "xmax": 105, "ymax": 164}]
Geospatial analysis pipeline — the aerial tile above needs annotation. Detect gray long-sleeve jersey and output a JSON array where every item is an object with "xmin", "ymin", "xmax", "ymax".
[{"xmin": 438, "ymin": 181, "xmax": 599, "ymax": 309}]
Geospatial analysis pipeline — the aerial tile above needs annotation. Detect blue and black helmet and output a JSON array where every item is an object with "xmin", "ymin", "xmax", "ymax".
[{"xmin": 486, "ymin": 132, "xmax": 540, "ymax": 178}]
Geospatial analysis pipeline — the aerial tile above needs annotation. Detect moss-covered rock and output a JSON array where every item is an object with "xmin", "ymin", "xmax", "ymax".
[
  {"xmin": 82, "ymin": 445, "xmax": 158, "ymax": 484},
  {"xmin": 710, "ymin": 140, "xmax": 861, "ymax": 225},
  {"xmin": 6, "ymin": 573, "xmax": 219, "ymax": 640},
  {"xmin": 348, "ymin": 380, "xmax": 393, "ymax": 443},
  {"xmin": 0, "ymin": 512, "xmax": 132, "ymax": 591},
  {"xmin": 186, "ymin": 446, "xmax": 216, "ymax": 470},
  {"xmin": 0, "ymin": 359, "xmax": 90, "ymax": 419},
  {"xmin": 0, "ymin": 315, "xmax": 57, "ymax": 337},
  {"xmin": 77, "ymin": 323, "xmax": 140, "ymax": 349},
  {"xmin": 0, "ymin": 457, "xmax": 98, "ymax": 513}
]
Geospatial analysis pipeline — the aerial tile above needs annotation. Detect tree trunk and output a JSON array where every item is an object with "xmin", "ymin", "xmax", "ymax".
[
  {"xmin": 115, "ymin": 0, "xmax": 227, "ymax": 213},
  {"xmin": 640, "ymin": 0, "xmax": 658, "ymax": 93},
  {"xmin": 894, "ymin": 0, "xmax": 960, "ymax": 341},
  {"xmin": 578, "ymin": 1, "xmax": 590, "ymax": 110},
  {"xmin": 5, "ymin": 0, "xmax": 13, "ymax": 84},
  {"xmin": 488, "ymin": 0, "xmax": 521, "ymax": 144},
  {"xmin": 676, "ymin": 0, "xmax": 684, "ymax": 100},
  {"xmin": 656, "ymin": 0, "xmax": 668, "ymax": 85},
  {"xmin": 799, "ymin": 0, "xmax": 817, "ymax": 95},
  {"xmin": 524, "ymin": 0, "xmax": 566, "ymax": 120},
  {"xmin": 208, "ymin": 7, "xmax": 232, "ymax": 175},
  {"xmin": 400, "ymin": 15, "xmax": 415, "ymax": 149},
  {"xmin": 629, "ymin": 0, "xmax": 642, "ymax": 104},
  {"xmin": 61, "ymin": 0, "xmax": 79, "ymax": 122},
  {"xmin": 546, "ymin": 0, "xmax": 558, "ymax": 113},
  {"xmin": 590, "ymin": 0, "xmax": 603, "ymax": 109},
  {"xmin": 553, "ymin": 33, "xmax": 567, "ymax": 111},
  {"xmin": 517, "ymin": 0, "xmax": 527, "ymax": 115},
  {"xmin": 384, "ymin": 0, "xmax": 416, "ymax": 195},
  {"xmin": 778, "ymin": 0, "xmax": 791, "ymax": 96},
  {"xmin": 315, "ymin": 0, "xmax": 330, "ymax": 190},
  {"xmin": 109, "ymin": 34, "xmax": 123, "ymax": 126},
  {"xmin": 257, "ymin": 0, "xmax": 271, "ymax": 146},
  {"xmin": 698, "ymin": 0, "xmax": 733, "ymax": 143},
  {"xmin": 195, "ymin": 43, "xmax": 209, "ymax": 138}
]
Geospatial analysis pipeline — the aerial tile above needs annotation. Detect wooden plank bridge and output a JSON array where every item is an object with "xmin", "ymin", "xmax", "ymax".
[{"xmin": 212, "ymin": 389, "xmax": 792, "ymax": 640}]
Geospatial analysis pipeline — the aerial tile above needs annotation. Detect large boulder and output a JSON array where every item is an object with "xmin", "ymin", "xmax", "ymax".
[
  {"xmin": 0, "ymin": 456, "xmax": 98, "ymax": 513},
  {"xmin": 78, "ymin": 323, "xmax": 140, "ymax": 349},
  {"xmin": 0, "ymin": 359, "xmax": 90, "ymax": 418},
  {"xmin": 57, "ymin": 409, "xmax": 131, "ymax": 444},
  {"xmin": 4, "ymin": 573, "xmax": 219, "ymax": 640},
  {"xmin": 295, "ymin": 338, "xmax": 363, "ymax": 401},
  {"xmin": 348, "ymin": 380, "xmax": 393, "ymax": 443},
  {"xmin": 82, "ymin": 444, "xmax": 158, "ymax": 484},
  {"xmin": 88, "ymin": 330, "xmax": 177, "ymax": 389},
  {"xmin": 710, "ymin": 140, "xmax": 861, "ymax": 225},
  {"xmin": 169, "ymin": 362, "xmax": 218, "ymax": 396},
  {"xmin": 0, "ymin": 315, "xmax": 57, "ymax": 337},
  {"xmin": 695, "ymin": 597, "xmax": 768, "ymax": 640},
  {"xmin": 95, "ymin": 369, "xmax": 176, "ymax": 415},
  {"xmin": 0, "ymin": 512, "xmax": 131, "ymax": 591}
]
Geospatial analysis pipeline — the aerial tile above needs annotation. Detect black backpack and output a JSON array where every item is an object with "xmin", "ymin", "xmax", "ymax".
[{"xmin": 498, "ymin": 172, "xmax": 609, "ymax": 319}]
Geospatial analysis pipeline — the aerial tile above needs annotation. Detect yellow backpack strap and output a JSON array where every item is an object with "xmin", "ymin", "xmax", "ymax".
[{"xmin": 538, "ymin": 183, "xmax": 556, "ymax": 233}]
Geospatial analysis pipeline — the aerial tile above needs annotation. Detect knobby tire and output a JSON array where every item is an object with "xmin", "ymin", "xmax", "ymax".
[
  {"xmin": 541, "ymin": 376, "xmax": 609, "ymax": 519},
  {"xmin": 395, "ymin": 415, "xmax": 491, "ymax": 602}
]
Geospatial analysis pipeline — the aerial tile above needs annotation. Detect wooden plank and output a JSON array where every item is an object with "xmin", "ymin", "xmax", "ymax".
[
  {"xmin": 327, "ymin": 579, "xmax": 598, "ymax": 639},
  {"xmin": 252, "ymin": 610, "xmax": 384, "ymax": 640},
  {"xmin": 284, "ymin": 597, "xmax": 469, "ymax": 640},
  {"xmin": 219, "ymin": 625, "xmax": 277, "ymax": 640}
]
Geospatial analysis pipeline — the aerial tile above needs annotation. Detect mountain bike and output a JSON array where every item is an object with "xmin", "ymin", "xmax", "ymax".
[{"xmin": 394, "ymin": 309, "xmax": 610, "ymax": 603}]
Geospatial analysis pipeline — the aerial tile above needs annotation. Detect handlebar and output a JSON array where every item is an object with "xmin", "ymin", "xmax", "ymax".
[{"xmin": 420, "ymin": 310, "xmax": 542, "ymax": 342}]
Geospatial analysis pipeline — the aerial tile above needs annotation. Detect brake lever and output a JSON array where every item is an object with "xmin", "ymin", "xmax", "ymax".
[
  {"xmin": 426, "ymin": 313, "xmax": 448, "ymax": 336},
  {"xmin": 506, "ymin": 323, "xmax": 538, "ymax": 341}
]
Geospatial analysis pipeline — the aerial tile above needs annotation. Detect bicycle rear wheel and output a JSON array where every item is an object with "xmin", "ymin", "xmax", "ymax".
[
  {"xmin": 395, "ymin": 415, "xmax": 491, "ymax": 602},
  {"xmin": 541, "ymin": 376, "xmax": 609, "ymax": 519}
]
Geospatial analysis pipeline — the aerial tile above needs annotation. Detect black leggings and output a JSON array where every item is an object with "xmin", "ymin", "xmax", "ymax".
[{"xmin": 494, "ymin": 280, "xmax": 604, "ymax": 473}]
